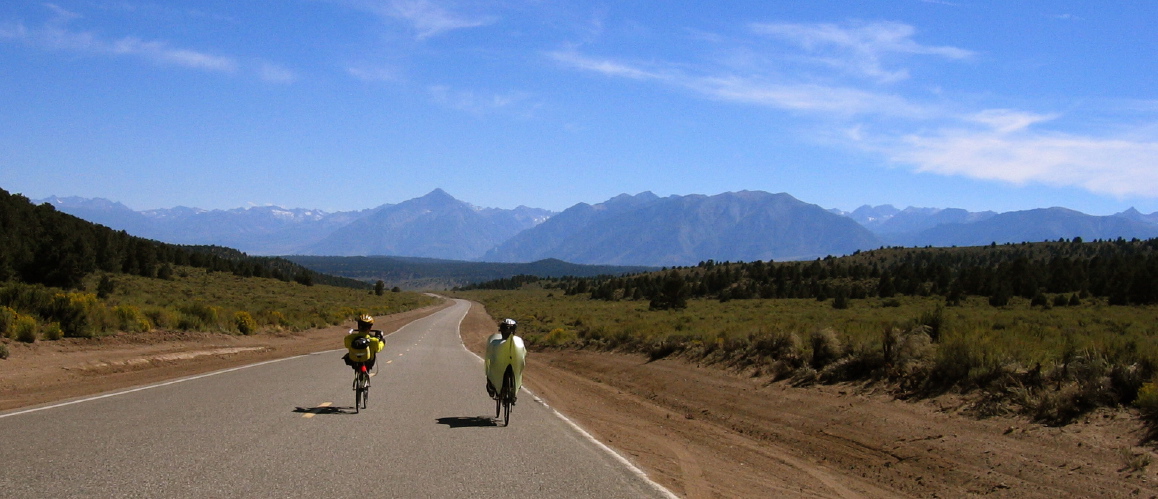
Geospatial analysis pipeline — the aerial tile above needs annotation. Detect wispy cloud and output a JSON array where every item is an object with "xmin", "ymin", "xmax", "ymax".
[
  {"xmin": 1, "ymin": 10, "xmax": 238, "ymax": 72},
  {"xmin": 549, "ymin": 50, "xmax": 663, "ymax": 80},
  {"xmin": 549, "ymin": 50, "xmax": 926, "ymax": 118},
  {"xmin": 347, "ymin": 65, "xmax": 400, "ymax": 82},
  {"xmin": 428, "ymin": 85, "xmax": 537, "ymax": 116},
  {"xmin": 258, "ymin": 62, "xmax": 297, "ymax": 83},
  {"xmin": 749, "ymin": 21, "xmax": 974, "ymax": 83},
  {"xmin": 882, "ymin": 116, "xmax": 1158, "ymax": 198},
  {"xmin": 551, "ymin": 19, "xmax": 1158, "ymax": 200},
  {"xmin": 0, "ymin": 5, "xmax": 299, "ymax": 81},
  {"xmin": 348, "ymin": 0, "xmax": 496, "ymax": 40}
]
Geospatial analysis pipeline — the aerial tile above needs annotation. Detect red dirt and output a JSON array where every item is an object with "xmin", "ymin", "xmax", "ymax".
[
  {"xmin": 5, "ymin": 298, "xmax": 1157, "ymax": 498},
  {"xmin": 460, "ymin": 301, "xmax": 1158, "ymax": 498}
]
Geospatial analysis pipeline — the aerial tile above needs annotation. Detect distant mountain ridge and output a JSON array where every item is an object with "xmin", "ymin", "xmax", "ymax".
[
  {"xmin": 301, "ymin": 189, "xmax": 553, "ymax": 260},
  {"xmin": 485, "ymin": 191, "xmax": 880, "ymax": 266},
  {"xmin": 35, "ymin": 190, "xmax": 1158, "ymax": 268},
  {"xmin": 39, "ymin": 190, "xmax": 554, "ymax": 260},
  {"xmin": 834, "ymin": 203, "xmax": 1158, "ymax": 247}
]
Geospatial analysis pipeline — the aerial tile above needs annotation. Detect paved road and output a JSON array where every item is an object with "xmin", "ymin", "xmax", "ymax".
[{"xmin": 0, "ymin": 299, "xmax": 672, "ymax": 498}]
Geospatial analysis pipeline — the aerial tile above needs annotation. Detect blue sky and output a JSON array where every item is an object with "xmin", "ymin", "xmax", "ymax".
[{"xmin": 1, "ymin": 1, "xmax": 1156, "ymax": 215}]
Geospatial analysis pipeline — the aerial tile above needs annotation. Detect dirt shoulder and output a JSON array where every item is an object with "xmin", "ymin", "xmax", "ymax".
[
  {"xmin": 461, "ymin": 301, "xmax": 1158, "ymax": 498},
  {"xmin": 0, "ymin": 301, "xmax": 451, "ymax": 412}
]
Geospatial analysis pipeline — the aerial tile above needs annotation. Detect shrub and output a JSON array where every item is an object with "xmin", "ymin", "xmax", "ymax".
[
  {"xmin": 750, "ymin": 330, "xmax": 802, "ymax": 362},
  {"xmin": 895, "ymin": 326, "xmax": 934, "ymax": 367},
  {"xmin": 832, "ymin": 291, "xmax": 849, "ymax": 310},
  {"xmin": 926, "ymin": 334, "xmax": 982, "ymax": 390},
  {"xmin": 0, "ymin": 342, "xmax": 8, "ymax": 359},
  {"xmin": 113, "ymin": 305, "xmax": 151, "ymax": 333},
  {"xmin": 48, "ymin": 293, "xmax": 100, "ymax": 338},
  {"xmin": 41, "ymin": 322, "xmax": 63, "ymax": 341},
  {"xmin": 96, "ymin": 275, "xmax": 115, "ymax": 299},
  {"xmin": 144, "ymin": 308, "xmax": 177, "ymax": 329},
  {"xmin": 0, "ymin": 306, "xmax": 15, "ymax": 339},
  {"xmin": 178, "ymin": 303, "xmax": 221, "ymax": 331},
  {"xmin": 540, "ymin": 327, "xmax": 576, "ymax": 347},
  {"xmin": 1136, "ymin": 381, "xmax": 1158, "ymax": 423},
  {"xmin": 260, "ymin": 310, "xmax": 289, "ymax": 329},
  {"xmin": 14, "ymin": 315, "xmax": 37, "ymax": 343},
  {"xmin": 234, "ymin": 311, "xmax": 258, "ymax": 335},
  {"xmin": 809, "ymin": 328, "xmax": 842, "ymax": 369},
  {"xmin": 915, "ymin": 306, "xmax": 945, "ymax": 342}
]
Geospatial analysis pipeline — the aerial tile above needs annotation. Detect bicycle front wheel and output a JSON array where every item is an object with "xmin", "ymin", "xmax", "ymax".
[
  {"xmin": 354, "ymin": 371, "xmax": 369, "ymax": 413},
  {"xmin": 502, "ymin": 369, "xmax": 514, "ymax": 426}
]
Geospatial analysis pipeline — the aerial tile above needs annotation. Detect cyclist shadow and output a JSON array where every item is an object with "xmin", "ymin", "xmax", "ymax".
[
  {"xmin": 436, "ymin": 416, "xmax": 498, "ymax": 428},
  {"xmin": 293, "ymin": 406, "xmax": 357, "ymax": 416}
]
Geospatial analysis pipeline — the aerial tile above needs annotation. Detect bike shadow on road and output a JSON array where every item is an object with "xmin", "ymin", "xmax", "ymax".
[
  {"xmin": 293, "ymin": 406, "xmax": 357, "ymax": 416},
  {"xmin": 436, "ymin": 416, "xmax": 499, "ymax": 428}
]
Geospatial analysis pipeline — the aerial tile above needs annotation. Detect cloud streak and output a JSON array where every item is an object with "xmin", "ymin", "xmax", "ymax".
[
  {"xmin": 427, "ymin": 85, "xmax": 538, "ymax": 117},
  {"xmin": 549, "ymin": 50, "xmax": 926, "ymax": 118},
  {"xmin": 1, "ymin": 20, "xmax": 237, "ymax": 72},
  {"xmin": 749, "ymin": 21, "xmax": 973, "ymax": 83},
  {"xmin": 550, "ymin": 19, "xmax": 1158, "ymax": 200},
  {"xmin": 1, "ymin": 7, "xmax": 297, "ymax": 82},
  {"xmin": 346, "ymin": 0, "xmax": 496, "ymax": 39}
]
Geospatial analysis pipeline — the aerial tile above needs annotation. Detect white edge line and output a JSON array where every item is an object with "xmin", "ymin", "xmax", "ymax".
[
  {"xmin": 0, "ymin": 322, "xmax": 412, "ymax": 421},
  {"xmin": 450, "ymin": 298, "xmax": 679, "ymax": 499},
  {"xmin": 0, "ymin": 354, "xmax": 306, "ymax": 420},
  {"xmin": 1, "ymin": 309, "xmax": 423, "ymax": 420}
]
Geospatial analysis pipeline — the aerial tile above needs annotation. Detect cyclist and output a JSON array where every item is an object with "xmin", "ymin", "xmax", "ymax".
[
  {"xmin": 343, "ymin": 314, "xmax": 385, "ymax": 373},
  {"xmin": 498, "ymin": 318, "xmax": 516, "ymax": 339},
  {"xmin": 485, "ymin": 318, "xmax": 520, "ymax": 399}
]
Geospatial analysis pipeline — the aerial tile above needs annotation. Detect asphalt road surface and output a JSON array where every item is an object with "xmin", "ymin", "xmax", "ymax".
[{"xmin": 0, "ymin": 299, "xmax": 672, "ymax": 498}]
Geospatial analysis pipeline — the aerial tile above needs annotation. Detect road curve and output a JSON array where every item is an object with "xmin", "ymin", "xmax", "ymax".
[{"xmin": 0, "ymin": 299, "xmax": 672, "ymax": 498}]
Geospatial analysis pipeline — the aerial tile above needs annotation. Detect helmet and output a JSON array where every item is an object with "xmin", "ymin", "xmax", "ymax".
[
  {"xmin": 499, "ymin": 318, "xmax": 516, "ymax": 332},
  {"xmin": 356, "ymin": 314, "xmax": 374, "ymax": 330}
]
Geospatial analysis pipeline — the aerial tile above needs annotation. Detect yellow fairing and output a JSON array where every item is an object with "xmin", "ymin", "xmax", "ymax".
[{"xmin": 485, "ymin": 333, "xmax": 526, "ymax": 393}]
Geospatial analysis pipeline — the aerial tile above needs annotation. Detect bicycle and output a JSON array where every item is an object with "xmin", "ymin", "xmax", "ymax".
[
  {"xmin": 352, "ymin": 363, "xmax": 370, "ymax": 414},
  {"xmin": 352, "ymin": 363, "xmax": 370, "ymax": 413},
  {"xmin": 493, "ymin": 366, "xmax": 515, "ymax": 426}
]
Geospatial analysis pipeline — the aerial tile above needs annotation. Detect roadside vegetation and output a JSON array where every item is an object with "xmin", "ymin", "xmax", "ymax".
[
  {"xmin": 0, "ymin": 187, "xmax": 436, "ymax": 347},
  {"xmin": 455, "ymin": 238, "xmax": 1158, "ymax": 430},
  {"xmin": 0, "ymin": 267, "xmax": 435, "ymax": 343}
]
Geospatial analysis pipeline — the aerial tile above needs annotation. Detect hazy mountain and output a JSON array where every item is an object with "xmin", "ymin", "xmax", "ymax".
[
  {"xmin": 301, "ymin": 189, "xmax": 555, "ymax": 260},
  {"xmin": 37, "ymin": 191, "xmax": 1158, "ymax": 266},
  {"xmin": 897, "ymin": 207, "xmax": 1158, "ymax": 247},
  {"xmin": 37, "ymin": 190, "xmax": 552, "ymax": 258},
  {"xmin": 40, "ymin": 196, "xmax": 368, "ymax": 255},
  {"xmin": 485, "ymin": 191, "xmax": 881, "ymax": 265},
  {"xmin": 841, "ymin": 204, "xmax": 901, "ymax": 227},
  {"xmin": 39, "ymin": 196, "xmax": 156, "ymax": 235},
  {"xmin": 1115, "ymin": 208, "xmax": 1158, "ymax": 226},
  {"xmin": 837, "ymin": 204, "xmax": 996, "ymax": 236}
]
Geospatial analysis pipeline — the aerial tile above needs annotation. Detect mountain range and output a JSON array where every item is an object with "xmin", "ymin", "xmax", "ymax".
[{"xmin": 35, "ymin": 189, "xmax": 1158, "ymax": 267}]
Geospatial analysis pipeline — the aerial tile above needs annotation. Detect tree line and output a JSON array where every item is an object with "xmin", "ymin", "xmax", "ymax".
[{"xmin": 462, "ymin": 237, "xmax": 1158, "ymax": 309}]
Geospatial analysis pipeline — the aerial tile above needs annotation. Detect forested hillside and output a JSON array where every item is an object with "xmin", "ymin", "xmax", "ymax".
[
  {"xmin": 0, "ymin": 188, "xmax": 438, "ymax": 347},
  {"xmin": 0, "ymin": 188, "xmax": 362, "ymax": 290}
]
